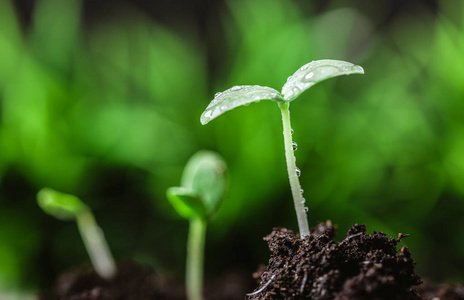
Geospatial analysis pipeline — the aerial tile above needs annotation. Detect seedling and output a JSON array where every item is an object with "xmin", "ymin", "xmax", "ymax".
[
  {"xmin": 166, "ymin": 151, "xmax": 227, "ymax": 300},
  {"xmin": 200, "ymin": 59, "xmax": 364, "ymax": 237},
  {"xmin": 37, "ymin": 188, "xmax": 116, "ymax": 280}
]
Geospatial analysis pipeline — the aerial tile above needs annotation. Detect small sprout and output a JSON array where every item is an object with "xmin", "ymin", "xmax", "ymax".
[
  {"xmin": 37, "ymin": 188, "xmax": 117, "ymax": 280},
  {"xmin": 200, "ymin": 59, "xmax": 364, "ymax": 237},
  {"xmin": 167, "ymin": 151, "xmax": 227, "ymax": 300}
]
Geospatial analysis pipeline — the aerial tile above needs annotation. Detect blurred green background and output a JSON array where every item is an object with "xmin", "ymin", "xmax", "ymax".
[{"xmin": 1, "ymin": 0, "xmax": 463, "ymax": 296}]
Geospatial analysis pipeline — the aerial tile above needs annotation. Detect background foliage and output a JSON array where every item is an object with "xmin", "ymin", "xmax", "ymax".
[{"xmin": 0, "ymin": 0, "xmax": 463, "ymax": 296}]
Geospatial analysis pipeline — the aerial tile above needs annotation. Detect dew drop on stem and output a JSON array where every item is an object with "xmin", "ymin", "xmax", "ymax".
[
  {"xmin": 304, "ymin": 207, "xmax": 309, "ymax": 213},
  {"xmin": 292, "ymin": 142, "xmax": 298, "ymax": 151},
  {"xmin": 296, "ymin": 167, "xmax": 301, "ymax": 177},
  {"xmin": 301, "ymin": 198, "xmax": 306, "ymax": 204}
]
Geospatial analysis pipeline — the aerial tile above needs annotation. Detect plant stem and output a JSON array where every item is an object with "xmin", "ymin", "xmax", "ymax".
[
  {"xmin": 187, "ymin": 217, "xmax": 207, "ymax": 300},
  {"xmin": 278, "ymin": 102, "xmax": 310, "ymax": 237},
  {"xmin": 76, "ymin": 210, "xmax": 117, "ymax": 280}
]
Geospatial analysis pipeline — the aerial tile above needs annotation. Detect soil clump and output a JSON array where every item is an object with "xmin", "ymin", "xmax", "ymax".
[{"xmin": 247, "ymin": 221, "xmax": 422, "ymax": 300}]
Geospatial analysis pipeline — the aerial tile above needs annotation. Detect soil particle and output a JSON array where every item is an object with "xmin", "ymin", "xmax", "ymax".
[{"xmin": 247, "ymin": 221, "xmax": 422, "ymax": 300}]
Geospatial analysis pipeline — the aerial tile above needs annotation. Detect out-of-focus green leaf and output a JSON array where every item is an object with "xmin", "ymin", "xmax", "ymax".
[
  {"xmin": 167, "ymin": 187, "xmax": 206, "ymax": 219},
  {"xmin": 32, "ymin": 0, "xmax": 81, "ymax": 68},
  {"xmin": 200, "ymin": 85, "xmax": 282, "ymax": 125},
  {"xmin": 0, "ymin": 210, "xmax": 40, "ymax": 292},
  {"xmin": 37, "ymin": 188, "xmax": 88, "ymax": 221},
  {"xmin": 180, "ymin": 151, "xmax": 227, "ymax": 218},
  {"xmin": 281, "ymin": 60, "xmax": 364, "ymax": 101},
  {"xmin": 0, "ymin": 0, "xmax": 22, "ymax": 87}
]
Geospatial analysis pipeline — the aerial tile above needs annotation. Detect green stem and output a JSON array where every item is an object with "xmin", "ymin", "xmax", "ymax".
[
  {"xmin": 76, "ymin": 210, "xmax": 117, "ymax": 279},
  {"xmin": 278, "ymin": 102, "xmax": 310, "ymax": 237},
  {"xmin": 187, "ymin": 218, "xmax": 207, "ymax": 300}
]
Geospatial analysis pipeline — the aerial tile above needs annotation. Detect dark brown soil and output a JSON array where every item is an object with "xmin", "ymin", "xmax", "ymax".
[
  {"xmin": 41, "ymin": 223, "xmax": 463, "ymax": 300},
  {"xmin": 40, "ymin": 261, "xmax": 185, "ymax": 300},
  {"xmin": 247, "ymin": 221, "xmax": 423, "ymax": 300},
  {"xmin": 40, "ymin": 261, "xmax": 252, "ymax": 300},
  {"xmin": 420, "ymin": 283, "xmax": 464, "ymax": 300}
]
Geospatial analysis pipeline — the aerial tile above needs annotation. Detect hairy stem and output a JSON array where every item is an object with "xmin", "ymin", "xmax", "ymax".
[
  {"xmin": 76, "ymin": 210, "xmax": 117, "ymax": 279},
  {"xmin": 187, "ymin": 218, "xmax": 207, "ymax": 300},
  {"xmin": 278, "ymin": 102, "xmax": 310, "ymax": 237}
]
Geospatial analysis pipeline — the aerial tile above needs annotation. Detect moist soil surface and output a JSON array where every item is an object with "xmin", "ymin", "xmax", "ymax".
[
  {"xmin": 40, "ymin": 261, "xmax": 185, "ymax": 300},
  {"xmin": 40, "ymin": 261, "xmax": 251, "ymax": 300},
  {"xmin": 42, "ymin": 222, "xmax": 463, "ymax": 300},
  {"xmin": 247, "ymin": 221, "xmax": 463, "ymax": 300}
]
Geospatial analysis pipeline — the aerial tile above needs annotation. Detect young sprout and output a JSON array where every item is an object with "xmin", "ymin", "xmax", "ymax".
[
  {"xmin": 167, "ymin": 151, "xmax": 227, "ymax": 300},
  {"xmin": 37, "ymin": 188, "xmax": 116, "ymax": 280},
  {"xmin": 200, "ymin": 59, "xmax": 364, "ymax": 237}
]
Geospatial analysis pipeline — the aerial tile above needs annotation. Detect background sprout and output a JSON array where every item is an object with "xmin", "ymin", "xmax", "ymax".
[
  {"xmin": 201, "ymin": 59, "xmax": 364, "ymax": 237},
  {"xmin": 167, "ymin": 151, "xmax": 227, "ymax": 300},
  {"xmin": 37, "ymin": 188, "xmax": 116, "ymax": 280}
]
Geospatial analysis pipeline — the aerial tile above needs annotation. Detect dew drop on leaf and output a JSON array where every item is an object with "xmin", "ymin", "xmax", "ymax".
[
  {"xmin": 200, "ymin": 85, "xmax": 283, "ymax": 125},
  {"xmin": 292, "ymin": 142, "xmax": 298, "ymax": 151},
  {"xmin": 296, "ymin": 168, "xmax": 301, "ymax": 177},
  {"xmin": 304, "ymin": 72, "xmax": 314, "ymax": 80},
  {"xmin": 281, "ymin": 59, "xmax": 364, "ymax": 102},
  {"xmin": 304, "ymin": 207, "xmax": 309, "ymax": 213}
]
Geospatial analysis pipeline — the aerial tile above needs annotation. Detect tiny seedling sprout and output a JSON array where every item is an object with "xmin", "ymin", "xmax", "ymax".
[
  {"xmin": 166, "ymin": 151, "xmax": 227, "ymax": 300},
  {"xmin": 37, "ymin": 188, "xmax": 117, "ymax": 280},
  {"xmin": 200, "ymin": 59, "xmax": 364, "ymax": 237}
]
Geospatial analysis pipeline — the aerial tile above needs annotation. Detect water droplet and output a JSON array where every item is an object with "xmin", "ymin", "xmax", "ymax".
[
  {"xmin": 292, "ymin": 87, "xmax": 300, "ymax": 95},
  {"xmin": 291, "ymin": 128, "xmax": 294, "ymax": 135},
  {"xmin": 304, "ymin": 207, "xmax": 309, "ymax": 213},
  {"xmin": 220, "ymin": 105, "xmax": 226, "ymax": 111},
  {"xmin": 304, "ymin": 72, "xmax": 314, "ymax": 80},
  {"xmin": 215, "ymin": 92, "xmax": 223, "ymax": 98},
  {"xmin": 231, "ymin": 86, "xmax": 241, "ymax": 91},
  {"xmin": 301, "ymin": 65, "xmax": 309, "ymax": 71},
  {"xmin": 204, "ymin": 110, "xmax": 212, "ymax": 118},
  {"xmin": 254, "ymin": 96, "xmax": 261, "ymax": 100},
  {"xmin": 301, "ymin": 198, "xmax": 306, "ymax": 204},
  {"xmin": 352, "ymin": 65, "xmax": 364, "ymax": 73},
  {"xmin": 296, "ymin": 168, "xmax": 301, "ymax": 177},
  {"xmin": 292, "ymin": 142, "xmax": 298, "ymax": 151},
  {"xmin": 300, "ymin": 188, "xmax": 304, "ymax": 194}
]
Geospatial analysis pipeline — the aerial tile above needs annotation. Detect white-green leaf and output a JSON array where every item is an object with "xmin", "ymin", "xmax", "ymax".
[
  {"xmin": 281, "ymin": 59, "xmax": 364, "ymax": 101},
  {"xmin": 166, "ymin": 187, "xmax": 207, "ymax": 219},
  {"xmin": 181, "ymin": 151, "xmax": 227, "ymax": 218},
  {"xmin": 200, "ymin": 85, "xmax": 283, "ymax": 125}
]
